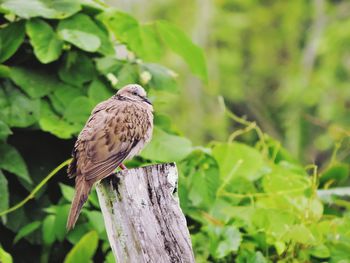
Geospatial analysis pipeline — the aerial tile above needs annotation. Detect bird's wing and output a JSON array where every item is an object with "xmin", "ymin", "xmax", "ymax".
[{"xmin": 74, "ymin": 100, "xmax": 148, "ymax": 182}]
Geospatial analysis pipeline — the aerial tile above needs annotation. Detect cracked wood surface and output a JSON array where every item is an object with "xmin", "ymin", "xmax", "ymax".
[{"xmin": 96, "ymin": 163, "xmax": 195, "ymax": 263}]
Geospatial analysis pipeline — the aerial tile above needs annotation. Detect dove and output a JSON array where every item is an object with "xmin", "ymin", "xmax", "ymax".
[{"xmin": 66, "ymin": 84, "xmax": 153, "ymax": 231}]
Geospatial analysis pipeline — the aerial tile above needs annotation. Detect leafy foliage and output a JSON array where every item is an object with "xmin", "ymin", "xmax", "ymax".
[{"xmin": 0, "ymin": 1, "xmax": 349, "ymax": 263}]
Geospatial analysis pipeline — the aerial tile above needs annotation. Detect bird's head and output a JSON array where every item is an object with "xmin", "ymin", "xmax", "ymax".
[{"xmin": 117, "ymin": 84, "xmax": 152, "ymax": 105}]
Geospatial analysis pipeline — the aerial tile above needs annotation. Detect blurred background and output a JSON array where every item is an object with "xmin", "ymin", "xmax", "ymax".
[
  {"xmin": 109, "ymin": 0, "xmax": 350, "ymax": 166},
  {"xmin": 1, "ymin": 0, "xmax": 350, "ymax": 262}
]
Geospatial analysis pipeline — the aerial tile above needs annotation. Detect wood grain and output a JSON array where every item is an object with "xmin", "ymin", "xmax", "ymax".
[{"xmin": 96, "ymin": 163, "xmax": 195, "ymax": 263}]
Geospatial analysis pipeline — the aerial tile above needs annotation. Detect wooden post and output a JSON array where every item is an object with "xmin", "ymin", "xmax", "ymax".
[{"xmin": 95, "ymin": 163, "xmax": 195, "ymax": 263}]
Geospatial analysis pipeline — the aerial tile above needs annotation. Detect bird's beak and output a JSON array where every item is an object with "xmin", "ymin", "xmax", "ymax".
[{"xmin": 143, "ymin": 97, "xmax": 152, "ymax": 105}]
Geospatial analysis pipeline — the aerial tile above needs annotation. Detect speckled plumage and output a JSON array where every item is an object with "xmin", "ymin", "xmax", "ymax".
[{"xmin": 66, "ymin": 84, "xmax": 153, "ymax": 230}]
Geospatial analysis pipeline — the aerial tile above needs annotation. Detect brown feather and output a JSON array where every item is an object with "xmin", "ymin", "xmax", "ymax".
[
  {"xmin": 66, "ymin": 177, "xmax": 92, "ymax": 231},
  {"xmin": 66, "ymin": 84, "xmax": 153, "ymax": 231}
]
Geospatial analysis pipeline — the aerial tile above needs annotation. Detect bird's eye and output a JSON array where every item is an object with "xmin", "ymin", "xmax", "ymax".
[{"xmin": 132, "ymin": 91, "xmax": 138, "ymax": 96}]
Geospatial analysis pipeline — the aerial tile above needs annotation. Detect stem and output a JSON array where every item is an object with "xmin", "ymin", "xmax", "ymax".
[{"xmin": 0, "ymin": 158, "xmax": 72, "ymax": 217}]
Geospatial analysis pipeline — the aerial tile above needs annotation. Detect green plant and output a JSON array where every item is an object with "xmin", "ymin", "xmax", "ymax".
[
  {"xmin": 0, "ymin": 1, "xmax": 349, "ymax": 263},
  {"xmin": 0, "ymin": 0, "xmax": 205, "ymax": 261}
]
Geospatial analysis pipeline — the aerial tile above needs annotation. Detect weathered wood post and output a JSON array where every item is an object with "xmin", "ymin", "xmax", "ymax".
[{"xmin": 95, "ymin": 163, "xmax": 195, "ymax": 263}]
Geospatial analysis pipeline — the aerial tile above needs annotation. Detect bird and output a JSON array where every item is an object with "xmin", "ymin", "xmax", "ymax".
[{"xmin": 66, "ymin": 84, "xmax": 153, "ymax": 231}]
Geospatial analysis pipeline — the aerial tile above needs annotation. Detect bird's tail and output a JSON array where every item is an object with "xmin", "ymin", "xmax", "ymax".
[{"xmin": 66, "ymin": 177, "xmax": 91, "ymax": 231}]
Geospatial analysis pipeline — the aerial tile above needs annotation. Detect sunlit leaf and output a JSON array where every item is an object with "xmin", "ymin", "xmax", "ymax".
[
  {"xmin": 1, "ymin": 0, "xmax": 81, "ymax": 19},
  {"xmin": 54, "ymin": 204, "xmax": 70, "ymax": 241},
  {"xmin": 97, "ymin": 10, "xmax": 162, "ymax": 60},
  {"xmin": 310, "ymin": 244, "xmax": 330, "ymax": 259},
  {"xmin": 84, "ymin": 210, "xmax": 105, "ymax": 235},
  {"xmin": 212, "ymin": 142, "xmax": 265, "ymax": 181},
  {"xmin": 57, "ymin": 13, "xmax": 113, "ymax": 55},
  {"xmin": 42, "ymin": 215, "xmax": 56, "ymax": 245},
  {"xmin": 59, "ymin": 183, "xmax": 75, "ymax": 202},
  {"xmin": 26, "ymin": 18, "xmax": 63, "ymax": 63},
  {"xmin": 282, "ymin": 224, "xmax": 316, "ymax": 245},
  {"xmin": 64, "ymin": 231, "xmax": 98, "ymax": 263},
  {"xmin": 58, "ymin": 29, "xmax": 100, "ymax": 52},
  {"xmin": 105, "ymin": 251, "xmax": 115, "ymax": 263},
  {"xmin": 141, "ymin": 127, "xmax": 193, "ymax": 162},
  {"xmin": 0, "ymin": 245, "xmax": 13, "ymax": 263},
  {"xmin": 156, "ymin": 21, "xmax": 207, "ymax": 81}
]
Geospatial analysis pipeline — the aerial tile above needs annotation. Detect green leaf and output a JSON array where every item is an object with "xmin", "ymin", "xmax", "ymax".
[
  {"xmin": 53, "ymin": 205, "xmax": 70, "ymax": 241},
  {"xmin": 57, "ymin": 13, "xmax": 113, "ymax": 55},
  {"xmin": 252, "ymin": 208, "xmax": 296, "ymax": 239},
  {"xmin": 216, "ymin": 227, "xmax": 241, "ymax": 258},
  {"xmin": 141, "ymin": 127, "xmax": 193, "ymax": 162},
  {"xmin": 42, "ymin": 215, "xmax": 56, "ymax": 245},
  {"xmin": 182, "ymin": 151, "xmax": 220, "ymax": 210},
  {"xmin": 26, "ymin": 18, "xmax": 63, "ymax": 63},
  {"xmin": 88, "ymin": 79, "xmax": 113, "ymax": 105},
  {"xmin": 39, "ymin": 101, "xmax": 79, "ymax": 139},
  {"xmin": 58, "ymin": 51, "xmax": 95, "ymax": 86},
  {"xmin": 0, "ymin": 85, "xmax": 40, "ymax": 128},
  {"xmin": 0, "ymin": 143, "xmax": 32, "ymax": 185},
  {"xmin": 66, "ymin": 223, "xmax": 90, "ymax": 245},
  {"xmin": 0, "ymin": 21, "xmax": 25, "ymax": 63},
  {"xmin": 114, "ymin": 63, "xmax": 139, "ymax": 89},
  {"xmin": 64, "ymin": 231, "xmax": 99, "ymax": 263},
  {"xmin": 0, "ymin": 65, "xmax": 10, "ymax": 78},
  {"xmin": 212, "ymin": 142, "xmax": 265, "ymax": 181},
  {"xmin": 1, "ymin": 0, "xmax": 81, "ymax": 19},
  {"xmin": 141, "ymin": 63, "xmax": 177, "ymax": 91},
  {"xmin": 0, "ymin": 246, "xmax": 13, "ymax": 263},
  {"xmin": 262, "ymin": 165, "xmax": 309, "ymax": 193},
  {"xmin": 236, "ymin": 251, "xmax": 267, "ymax": 263},
  {"xmin": 206, "ymin": 225, "xmax": 242, "ymax": 259},
  {"xmin": 0, "ymin": 170, "xmax": 9, "ymax": 217},
  {"xmin": 282, "ymin": 224, "xmax": 316, "ymax": 245},
  {"xmin": 59, "ymin": 183, "xmax": 75, "ymax": 202},
  {"xmin": 0, "ymin": 120, "xmax": 12, "ymax": 141},
  {"xmin": 58, "ymin": 29, "xmax": 100, "ymax": 52},
  {"xmin": 95, "ymin": 56, "xmax": 123, "ymax": 74},
  {"xmin": 10, "ymin": 67, "xmax": 57, "ymax": 98},
  {"xmin": 320, "ymin": 163, "xmax": 349, "ymax": 186},
  {"xmin": 105, "ymin": 251, "xmax": 114, "ymax": 263},
  {"xmin": 310, "ymin": 244, "xmax": 330, "ymax": 259},
  {"xmin": 156, "ymin": 21, "xmax": 207, "ymax": 81},
  {"xmin": 64, "ymin": 97, "xmax": 94, "ymax": 125},
  {"xmin": 13, "ymin": 221, "xmax": 41, "ymax": 244},
  {"xmin": 97, "ymin": 11, "xmax": 162, "ymax": 60},
  {"xmin": 84, "ymin": 210, "xmax": 105, "ymax": 235},
  {"xmin": 49, "ymin": 84, "xmax": 85, "ymax": 114}
]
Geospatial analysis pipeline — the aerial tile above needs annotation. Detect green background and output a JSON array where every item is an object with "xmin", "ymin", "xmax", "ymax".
[{"xmin": 0, "ymin": 0, "xmax": 349, "ymax": 262}]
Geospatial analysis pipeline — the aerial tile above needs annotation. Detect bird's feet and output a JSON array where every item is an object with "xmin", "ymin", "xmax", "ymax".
[{"xmin": 119, "ymin": 163, "xmax": 127, "ymax": 170}]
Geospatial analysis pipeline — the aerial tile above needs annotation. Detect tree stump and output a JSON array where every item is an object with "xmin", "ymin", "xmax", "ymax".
[{"xmin": 95, "ymin": 163, "xmax": 195, "ymax": 263}]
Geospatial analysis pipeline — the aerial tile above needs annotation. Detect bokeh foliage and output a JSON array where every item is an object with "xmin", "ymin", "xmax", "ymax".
[{"xmin": 0, "ymin": 0, "xmax": 350, "ymax": 263}]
